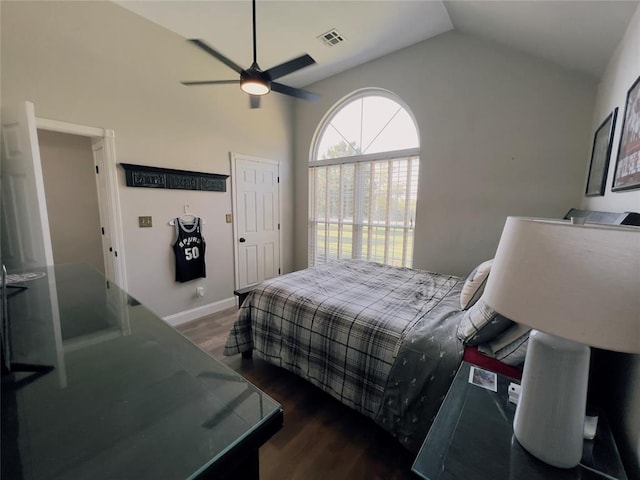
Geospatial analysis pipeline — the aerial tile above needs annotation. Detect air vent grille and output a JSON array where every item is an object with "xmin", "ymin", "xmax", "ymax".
[{"xmin": 318, "ymin": 29, "xmax": 344, "ymax": 47}]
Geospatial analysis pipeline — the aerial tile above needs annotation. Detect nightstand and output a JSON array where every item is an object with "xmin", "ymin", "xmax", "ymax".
[{"xmin": 412, "ymin": 362, "xmax": 628, "ymax": 480}]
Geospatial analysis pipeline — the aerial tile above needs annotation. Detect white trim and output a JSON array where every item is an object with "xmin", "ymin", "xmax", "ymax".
[
  {"xmin": 162, "ymin": 296, "xmax": 236, "ymax": 326},
  {"xmin": 310, "ymin": 147, "xmax": 420, "ymax": 167},
  {"xmin": 36, "ymin": 117, "xmax": 105, "ymax": 137}
]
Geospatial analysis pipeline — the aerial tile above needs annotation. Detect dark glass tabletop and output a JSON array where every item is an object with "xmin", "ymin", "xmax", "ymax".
[
  {"xmin": 1, "ymin": 263, "xmax": 282, "ymax": 480},
  {"xmin": 412, "ymin": 362, "xmax": 627, "ymax": 480}
]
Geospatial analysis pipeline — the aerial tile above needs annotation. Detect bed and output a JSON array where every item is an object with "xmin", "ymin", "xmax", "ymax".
[
  {"xmin": 224, "ymin": 209, "xmax": 640, "ymax": 453},
  {"xmin": 225, "ymin": 259, "xmax": 482, "ymax": 452}
]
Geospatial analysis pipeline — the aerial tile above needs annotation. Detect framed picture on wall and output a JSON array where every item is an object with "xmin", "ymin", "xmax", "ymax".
[
  {"xmin": 612, "ymin": 75, "xmax": 640, "ymax": 192},
  {"xmin": 585, "ymin": 108, "xmax": 617, "ymax": 196}
]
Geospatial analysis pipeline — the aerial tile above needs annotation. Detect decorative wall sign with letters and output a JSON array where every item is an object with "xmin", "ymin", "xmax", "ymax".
[{"xmin": 120, "ymin": 164, "xmax": 228, "ymax": 192}]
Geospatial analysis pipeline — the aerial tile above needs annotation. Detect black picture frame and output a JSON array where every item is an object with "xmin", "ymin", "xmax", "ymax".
[
  {"xmin": 612, "ymin": 75, "xmax": 640, "ymax": 192},
  {"xmin": 586, "ymin": 109, "xmax": 618, "ymax": 196}
]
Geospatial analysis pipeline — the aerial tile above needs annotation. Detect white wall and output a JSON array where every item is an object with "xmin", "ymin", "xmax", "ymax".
[
  {"xmin": 1, "ymin": 1, "xmax": 295, "ymax": 319},
  {"xmin": 293, "ymin": 31, "xmax": 597, "ymax": 275},
  {"xmin": 583, "ymin": 9, "xmax": 640, "ymax": 214},
  {"xmin": 581, "ymin": 5, "xmax": 640, "ymax": 477}
]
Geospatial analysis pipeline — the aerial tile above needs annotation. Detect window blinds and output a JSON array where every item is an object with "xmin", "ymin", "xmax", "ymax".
[{"xmin": 309, "ymin": 155, "xmax": 419, "ymax": 268}]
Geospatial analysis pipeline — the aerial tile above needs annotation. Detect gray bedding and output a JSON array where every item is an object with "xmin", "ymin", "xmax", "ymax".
[{"xmin": 224, "ymin": 259, "xmax": 465, "ymax": 452}]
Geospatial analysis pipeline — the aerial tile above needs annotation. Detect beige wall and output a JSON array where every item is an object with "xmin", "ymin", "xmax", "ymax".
[
  {"xmin": 38, "ymin": 130, "xmax": 105, "ymax": 274},
  {"xmin": 1, "ymin": 1, "xmax": 295, "ymax": 318},
  {"xmin": 293, "ymin": 31, "xmax": 597, "ymax": 275},
  {"xmin": 582, "ymin": 5, "xmax": 640, "ymax": 477}
]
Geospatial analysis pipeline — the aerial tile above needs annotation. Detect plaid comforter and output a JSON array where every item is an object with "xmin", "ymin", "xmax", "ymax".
[{"xmin": 224, "ymin": 259, "xmax": 465, "ymax": 450}]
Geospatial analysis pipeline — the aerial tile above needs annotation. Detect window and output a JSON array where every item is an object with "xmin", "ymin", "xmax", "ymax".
[{"xmin": 309, "ymin": 90, "xmax": 420, "ymax": 267}]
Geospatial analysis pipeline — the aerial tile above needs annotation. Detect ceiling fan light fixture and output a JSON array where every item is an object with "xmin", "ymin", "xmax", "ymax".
[
  {"xmin": 240, "ymin": 66, "xmax": 271, "ymax": 95},
  {"xmin": 240, "ymin": 79, "xmax": 270, "ymax": 95}
]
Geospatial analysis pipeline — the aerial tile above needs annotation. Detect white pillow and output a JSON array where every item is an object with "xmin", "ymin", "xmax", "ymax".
[{"xmin": 460, "ymin": 259, "xmax": 493, "ymax": 309}]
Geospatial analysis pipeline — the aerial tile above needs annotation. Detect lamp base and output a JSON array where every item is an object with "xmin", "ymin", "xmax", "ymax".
[{"xmin": 513, "ymin": 330, "xmax": 590, "ymax": 468}]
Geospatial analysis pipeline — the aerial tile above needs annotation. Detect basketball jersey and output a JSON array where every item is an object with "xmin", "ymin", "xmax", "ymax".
[{"xmin": 173, "ymin": 217, "xmax": 206, "ymax": 283}]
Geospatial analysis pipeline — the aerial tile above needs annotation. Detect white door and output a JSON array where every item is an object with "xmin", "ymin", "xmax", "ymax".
[
  {"xmin": 1, "ymin": 102, "xmax": 66, "ymax": 385},
  {"xmin": 231, "ymin": 154, "xmax": 280, "ymax": 289},
  {"xmin": 92, "ymin": 139, "xmax": 115, "ymax": 283},
  {"xmin": 1, "ymin": 101, "xmax": 54, "ymax": 269}
]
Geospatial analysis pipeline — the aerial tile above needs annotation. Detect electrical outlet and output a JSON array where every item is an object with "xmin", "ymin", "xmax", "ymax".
[
  {"xmin": 139, "ymin": 216, "xmax": 152, "ymax": 228},
  {"xmin": 196, "ymin": 286, "xmax": 205, "ymax": 297}
]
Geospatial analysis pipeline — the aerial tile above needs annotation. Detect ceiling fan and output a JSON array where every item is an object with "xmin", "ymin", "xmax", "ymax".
[{"xmin": 181, "ymin": 0, "xmax": 320, "ymax": 109}]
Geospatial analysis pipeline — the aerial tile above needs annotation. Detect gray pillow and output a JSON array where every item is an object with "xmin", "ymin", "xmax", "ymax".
[
  {"xmin": 478, "ymin": 324, "xmax": 531, "ymax": 366},
  {"xmin": 456, "ymin": 298, "xmax": 514, "ymax": 346}
]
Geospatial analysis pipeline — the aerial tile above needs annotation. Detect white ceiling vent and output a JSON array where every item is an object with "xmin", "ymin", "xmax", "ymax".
[{"xmin": 318, "ymin": 29, "xmax": 345, "ymax": 47}]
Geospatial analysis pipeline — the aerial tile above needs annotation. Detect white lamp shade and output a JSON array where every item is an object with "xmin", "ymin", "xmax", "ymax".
[{"xmin": 483, "ymin": 217, "xmax": 640, "ymax": 354}]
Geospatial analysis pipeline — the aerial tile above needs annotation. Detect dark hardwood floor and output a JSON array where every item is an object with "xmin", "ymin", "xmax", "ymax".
[{"xmin": 177, "ymin": 308, "xmax": 416, "ymax": 480}]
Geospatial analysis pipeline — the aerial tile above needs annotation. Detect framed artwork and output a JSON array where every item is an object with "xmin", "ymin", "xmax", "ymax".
[
  {"xmin": 585, "ymin": 109, "xmax": 617, "ymax": 196},
  {"xmin": 612, "ymin": 75, "xmax": 640, "ymax": 192}
]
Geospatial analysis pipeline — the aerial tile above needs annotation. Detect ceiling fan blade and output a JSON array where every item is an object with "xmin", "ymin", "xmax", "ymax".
[
  {"xmin": 271, "ymin": 82, "xmax": 320, "ymax": 102},
  {"xmin": 266, "ymin": 54, "xmax": 316, "ymax": 80},
  {"xmin": 188, "ymin": 39, "xmax": 244, "ymax": 74},
  {"xmin": 249, "ymin": 95, "xmax": 261, "ymax": 109},
  {"xmin": 181, "ymin": 80, "xmax": 240, "ymax": 86}
]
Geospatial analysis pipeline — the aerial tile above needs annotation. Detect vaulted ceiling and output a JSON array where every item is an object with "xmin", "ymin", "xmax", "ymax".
[{"xmin": 116, "ymin": 0, "xmax": 639, "ymax": 88}]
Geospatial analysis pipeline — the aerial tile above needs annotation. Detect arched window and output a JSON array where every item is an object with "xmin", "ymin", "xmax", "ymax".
[{"xmin": 309, "ymin": 89, "xmax": 420, "ymax": 267}]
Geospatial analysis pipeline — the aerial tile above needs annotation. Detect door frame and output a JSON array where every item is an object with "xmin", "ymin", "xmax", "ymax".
[
  {"xmin": 35, "ymin": 117, "xmax": 127, "ymax": 291},
  {"xmin": 230, "ymin": 152, "xmax": 281, "ymax": 291}
]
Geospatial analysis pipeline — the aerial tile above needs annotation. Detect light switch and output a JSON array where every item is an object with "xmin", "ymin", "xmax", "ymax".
[
  {"xmin": 225, "ymin": 214, "xmax": 232, "ymax": 223},
  {"xmin": 139, "ymin": 216, "xmax": 152, "ymax": 228}
]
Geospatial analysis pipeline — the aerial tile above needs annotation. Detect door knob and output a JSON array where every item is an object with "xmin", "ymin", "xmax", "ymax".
[{"xmin": 239, "ymin": 237, "xmax": 246, "ymax": 243}]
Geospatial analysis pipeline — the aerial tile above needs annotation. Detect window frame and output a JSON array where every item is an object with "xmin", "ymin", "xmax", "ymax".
[{"xmin": 308, "ymin": 88, "xmax": 420, "ymax": 268}]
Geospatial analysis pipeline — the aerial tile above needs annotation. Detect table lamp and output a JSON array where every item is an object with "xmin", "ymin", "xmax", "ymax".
[{"xmin": 483, "ymin": 217, "xmax": 640, "ymax": 469}]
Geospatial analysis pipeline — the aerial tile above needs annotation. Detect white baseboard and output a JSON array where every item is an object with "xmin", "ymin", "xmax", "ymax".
[{"xmin": 162, "ymin": 296, "xmax": 236, "ymax": 326}]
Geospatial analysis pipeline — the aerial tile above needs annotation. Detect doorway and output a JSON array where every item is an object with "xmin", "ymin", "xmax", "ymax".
[
  {"xmin": 35, "ymin": 116, "xmax": 127, "ymax": 291},
  {"xmin": 38, "ymin": 130, "xmax": 105, "ymax": 274}
]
